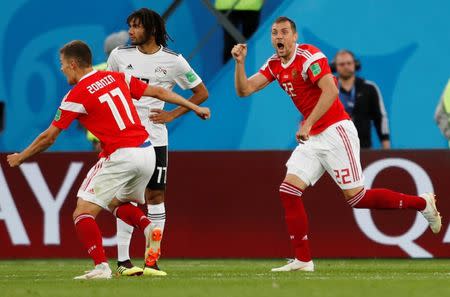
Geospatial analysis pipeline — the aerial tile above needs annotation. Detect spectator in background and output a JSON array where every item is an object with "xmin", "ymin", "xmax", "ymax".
[
  {"xmin": 215, "ymin": 0, "xmax": 264, "ymax": 63},
  {"xmin": 94, "ymin": 30, "xmax": 129, "ymax": 70},
  {"xmin": 332, "ymin": 49, "xmax": 390, "ymax": 149},
  {"xmin": 434, "ymin": 79, "xmax": 450, "ymax": 148},
  {"xmin": 86, "ymin": 30, "xmax": 129, "ymax": 151}
]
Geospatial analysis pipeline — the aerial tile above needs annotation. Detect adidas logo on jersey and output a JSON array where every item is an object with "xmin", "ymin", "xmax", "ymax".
[{"xmin": 126, "ymin": 64, "xmax": 133, "ymax": 70}]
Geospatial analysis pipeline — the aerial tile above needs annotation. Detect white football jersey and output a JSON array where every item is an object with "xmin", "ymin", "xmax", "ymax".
[{"xmin": 107, "ymin": 45, "xmax": 202, "ymax": 146}]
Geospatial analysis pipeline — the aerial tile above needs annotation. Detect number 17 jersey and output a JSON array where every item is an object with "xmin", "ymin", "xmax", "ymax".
[{"xmin": 51, "ymin": 70, "xmax": 149, "ymax": 157}]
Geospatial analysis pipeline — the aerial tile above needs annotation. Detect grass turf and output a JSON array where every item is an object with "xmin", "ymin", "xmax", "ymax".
[{"xmin": 0, "ymin": 259, "xmax": 449, "ymax": 297}]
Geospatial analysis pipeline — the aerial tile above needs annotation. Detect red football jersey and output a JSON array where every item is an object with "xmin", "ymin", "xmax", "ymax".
[
  {"xmin": 52, "ymin": 70, "xmax": 149, "ymax": 157},
  {"xmin": 259, "ymin": 44, "xmax": 350, "ymax": 135}
]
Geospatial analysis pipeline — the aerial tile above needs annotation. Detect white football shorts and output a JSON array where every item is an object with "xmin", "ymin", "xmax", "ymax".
[
  {"xmin": 286, "ymin": 120, "xmax": 364, "ymax": 190},
  {"xmin": 77, "ymin": 144, "xmax": 156, "ymax": 209}
]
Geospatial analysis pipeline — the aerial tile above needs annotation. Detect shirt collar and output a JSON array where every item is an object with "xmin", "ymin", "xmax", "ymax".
[
  {"xmin": 79, "ymin": 69, "xmax": 97, "ymax": 82},
  {"xmin": 281, "ymin": 44, "xmax": 299, "ymax": 69},
  {"xmin": 136, "ymin": 45, "xmax": 163, "ymax": 56}
]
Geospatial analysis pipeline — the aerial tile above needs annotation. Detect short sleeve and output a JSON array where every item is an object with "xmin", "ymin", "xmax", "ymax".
[
  {"xmin": 51, "ymin": 92, "xmax": 85, "ymax": 129},
  {"xmin": 106, "ymin": 50, "xmax": 119, "ymax": 71},
  {"xmin": 306, "ymin": 57, "xmax": 332, "ymax": 84},
  {"xmin": 258, "ymin": 60, "xmax": 276, "ymax": 82},
  {"xmin": 127, "ymin": 75, "xmax": 148, "ymax": 99},
  {"xmin": 173, "ymin": 55, "xmax": 202, "ymax": 90}
]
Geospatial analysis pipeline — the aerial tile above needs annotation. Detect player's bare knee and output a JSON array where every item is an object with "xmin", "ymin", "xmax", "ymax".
[
  {"xmin": 283, "ymin": 174, "xmax": 308, "ymax": 191},
  {"xmin": 146, "ymin": 189, "xmax": 165, "ymax": 204},
  {"xmin": 108, "ymin": 198, "xmax": 123, "ymax": 212},
  {"xmin": 342, "ymin": 186, "xmax": 365, "ymax": 202},
  {"xmin": 72, "ymin": 198, "xmax": 101, "ymax": 221},
  {"xmin": 72, "ymin": 208, "xmax": 91, "ymax": 221}
]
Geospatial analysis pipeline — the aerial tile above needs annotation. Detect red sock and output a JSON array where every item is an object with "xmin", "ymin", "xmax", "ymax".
[
  {"xmin": 349, "ymin": 188, "xmax": 426, "ymax": 210},
  {"xmin": 279, "ymin": 182, "xmax": 311, "ymax": 262},
  {"xmin": 114, "ymin": 203, "xmax": 151, "ymax": 230},
  {"xmin": 74, "ymin": 214, "xmax": 107, "ymax": 265}
]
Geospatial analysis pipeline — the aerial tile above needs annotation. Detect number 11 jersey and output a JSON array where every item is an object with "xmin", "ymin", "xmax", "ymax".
[{"xmin": 52, "ymin": 70, "xmax": 149, "ymax": 157}]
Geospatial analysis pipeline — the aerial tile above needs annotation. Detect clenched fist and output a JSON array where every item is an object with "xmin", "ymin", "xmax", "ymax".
[{"xmin": 231, "ymin": 44, "xmax": 247, "ymax": 64}]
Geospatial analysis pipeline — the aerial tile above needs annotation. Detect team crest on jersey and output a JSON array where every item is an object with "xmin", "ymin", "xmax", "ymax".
[
  {"xmin": 292, "ymin": 69, "xmax": 299, "ymax": 80},
  {"xmin": 155, "ymin": 66, "xmax": 167, "ymax": 78}
]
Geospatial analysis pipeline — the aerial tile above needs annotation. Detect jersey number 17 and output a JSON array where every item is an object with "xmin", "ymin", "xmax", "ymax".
[{"xmin": 98, "ymin": 87, "xmax": 135, "ymax": 130}]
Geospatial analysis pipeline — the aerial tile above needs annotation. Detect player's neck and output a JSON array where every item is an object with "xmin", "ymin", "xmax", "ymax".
[
  {"xmin": 137, "ymin": 42, "xmax": 161, "ymax": 55},
  {"xmin": 75, "ymin": 67, "xmax": 94, "ymax": 83},
  {"xmin": 280, "ymin": 46, "xmax": 296, "ymax": 64},
  {"xmin": 339, "ymin": 76, "xmax": 355, "ymax": 91}
]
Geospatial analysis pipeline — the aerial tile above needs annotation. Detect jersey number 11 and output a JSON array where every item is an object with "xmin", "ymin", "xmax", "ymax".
[{"xmin": 98, "ymin": 87, "xmax": 135, "ymax": 130}]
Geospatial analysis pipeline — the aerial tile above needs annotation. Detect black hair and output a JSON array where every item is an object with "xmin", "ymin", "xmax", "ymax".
[
  {"xmin": 127, "ymin": 8, "xmax": 172, "ymax": 47},
  {"xmin": 274, "ymin": 16, "xmax": 297, "ymax": 33},
  {"xmin": 59, "ymin": 40, "xmax": 92, "ymax": 68}
]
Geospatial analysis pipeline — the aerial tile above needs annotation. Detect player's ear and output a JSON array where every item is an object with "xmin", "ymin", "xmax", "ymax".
[{"xmin": 69, "ymin": 58, "xmax": 77, "ymax": 70}]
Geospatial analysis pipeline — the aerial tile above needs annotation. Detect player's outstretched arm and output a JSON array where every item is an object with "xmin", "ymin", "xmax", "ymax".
[
  {"xmin": 151, "ymin": 83, "xmax": 209, "ymax": 124},
  {"xmin": 232, "ymin": 44, "xmax": 270, "ymax": 97},
  {"xmin": 144, "ymin": 86, "xmax": 210, "ymax": 120},
  {"xmin": 6, "ymin": 125, "xmax": 62, "ymax": 167}
]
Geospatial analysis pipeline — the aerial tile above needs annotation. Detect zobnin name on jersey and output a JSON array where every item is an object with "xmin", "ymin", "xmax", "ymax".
[{"xmin": 86, "ymin": 75, "xmax": 116, "ymax": 94}]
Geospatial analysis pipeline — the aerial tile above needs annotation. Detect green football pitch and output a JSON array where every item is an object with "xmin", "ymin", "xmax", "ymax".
[{"xmin": 1, "ymin": 259, "xmax": 449, "ymax": 297}]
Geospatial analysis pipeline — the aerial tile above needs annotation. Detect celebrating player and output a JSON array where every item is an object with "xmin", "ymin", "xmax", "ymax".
[
  {"xmin": 6, "ymin": 40, "xmax": 210, "ymax": 279},
  {"xmin": 232, "ymin": 17, "xmax": 441, "ymax": 272},
  {"xmin": 107, "ymin": 8, "xmax": 209, "ymax": 276}
]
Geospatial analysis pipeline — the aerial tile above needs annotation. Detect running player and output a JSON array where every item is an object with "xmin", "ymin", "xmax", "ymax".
[
  {"xmin": 6, "ymin": 40, "xmax": 210, "ymax": 279},
  {"xmin": 107, "ymin": 8, "xmax": 209, "ymax": 276},
  {"xmin": 232, "ymin": 17, "xmax": 441, "ymax": 272}
]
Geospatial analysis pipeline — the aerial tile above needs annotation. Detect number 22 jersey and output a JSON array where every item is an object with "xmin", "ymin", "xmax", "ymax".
[{"xmin": 259, "ymin": 43, "xmax": 349, "ymax": 135}]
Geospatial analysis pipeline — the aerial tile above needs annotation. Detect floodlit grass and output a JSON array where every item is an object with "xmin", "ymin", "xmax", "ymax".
[{"xmin": 1, "ymin": 259, "xmax": 449, "ymax": 297}]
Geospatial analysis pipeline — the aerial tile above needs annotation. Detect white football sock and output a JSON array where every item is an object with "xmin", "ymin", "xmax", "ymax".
[
  {"xmin": 116, "ymin": 218, "xmax": 133, "ymax": 262},
  {"xmin": 147, "ymin": 202, "xmax": 166, "ymax": 232}
]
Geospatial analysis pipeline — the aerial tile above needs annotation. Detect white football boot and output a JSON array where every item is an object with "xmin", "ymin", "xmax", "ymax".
[
  {"xmin": 74, "ymin": 262, "xmax": 112, "ymax": 280},
  {"xmin": 271, "ymin": 259, "xmax": 314, "ymax": 272},
  {"xmin": 420, "ymin": 193, "xmax": 442, "ymax": 234}
]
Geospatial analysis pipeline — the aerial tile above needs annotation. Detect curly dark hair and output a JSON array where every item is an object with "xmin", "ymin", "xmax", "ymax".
[{"xmin": 127, "ymin": 8, "xmax": 172, "ymax": 47}]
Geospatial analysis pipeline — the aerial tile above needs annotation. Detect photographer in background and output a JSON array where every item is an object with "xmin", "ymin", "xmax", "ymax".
[{"xmin": 332, "ymin": 49, "xmax": 390, "ymax": 149}]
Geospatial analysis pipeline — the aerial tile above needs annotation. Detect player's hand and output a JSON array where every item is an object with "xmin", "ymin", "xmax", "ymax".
[
  {"xmin": 231, "ymin": 44, "xmax": 247, "ymax": 64},
  {"xmin": 296, "ymin": 124, "xmax": 312, "ymax": 143},
  {"xmin": 7, "ymin": 153, "xmax": 23, "ymax": 167},
  {"xmin": 194, "ymin": 107, "xmax": 211, "ymax": 120},
  {"xmin": 150, "ymin": 109, "xmax": 176, "ymax": 124}
]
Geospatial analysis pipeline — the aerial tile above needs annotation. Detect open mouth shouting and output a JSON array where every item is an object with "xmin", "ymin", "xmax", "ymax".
[{"xmin": 277, "ymin": 42, "xmax": 285, "ymax": 50}]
